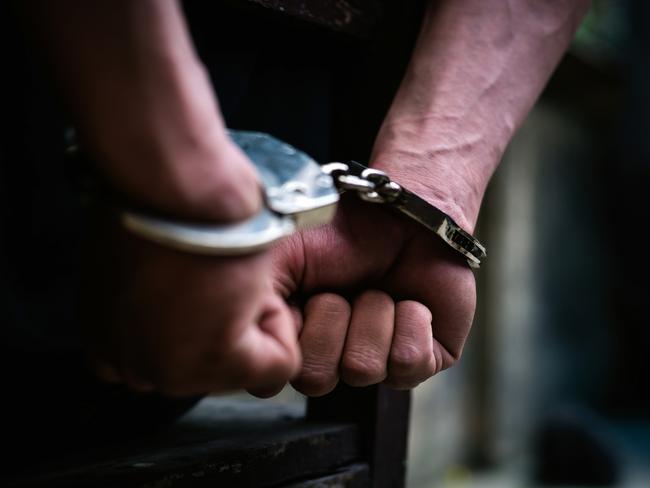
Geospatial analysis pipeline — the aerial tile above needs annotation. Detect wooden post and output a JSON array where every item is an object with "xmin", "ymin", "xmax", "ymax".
[{"xmin": 308, "ymin": 385, "xmax": 411, "ymax": 488}]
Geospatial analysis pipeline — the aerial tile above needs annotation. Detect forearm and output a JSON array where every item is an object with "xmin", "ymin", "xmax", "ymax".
[
  {"xmin": 372, "ymin": 0, "xmax": 590, "ymax": 231},
  {"xmin": 20, "ymin": 0, "xmax": 258, "ymax": 221}
]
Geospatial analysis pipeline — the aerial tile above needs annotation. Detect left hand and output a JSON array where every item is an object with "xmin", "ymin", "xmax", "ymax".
[{"xmin": 268, "ymin": 192, "xmax": 476, "ymax": 397}]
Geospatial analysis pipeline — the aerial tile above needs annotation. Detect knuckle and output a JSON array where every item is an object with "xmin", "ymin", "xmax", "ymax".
[
  {"xmin": 356, "ymin": 290, "xmax": 392, "ymax": 308},
  {"xmin": 396, "ymin": 300, "xmax": 433, "ymax": 325},
  {"xmin": 312, "ymin": 292, "xmax": 346, "ymax": 309},
  {"xmin": 342, "ymin": 351, "xmax": 386, "ymax": 386},
  {"xmin": 390, "ymin": 343, "xmax": 429, "ymax": 371},
  {"xmin": 385, "ymin": 346, "xmax": 438, "ymax": 389},
  {"xmin": 294, "ymin": 366, "xmax": 338, "ymax": 397},
  {"xmin": 307, "ymin": 293, "xmax": 350, "ymax": 318}
]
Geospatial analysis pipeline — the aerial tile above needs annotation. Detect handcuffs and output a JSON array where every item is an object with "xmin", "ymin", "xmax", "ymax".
[{"xmin": 118, "ymin": 131, "xmax": 486, "ymax": 268}]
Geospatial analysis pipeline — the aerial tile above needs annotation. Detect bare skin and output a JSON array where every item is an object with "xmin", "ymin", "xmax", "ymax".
[
  {"xmin": 273, "ymin": 0, "xmax": 591, "ymax": 396},
  {"xmin": 21, "ymin": 0, "xmax": 590, "ymax": 396},
  {"xmin": 270, "ymin": 200, "xmax": 473, "ymax": 396}
]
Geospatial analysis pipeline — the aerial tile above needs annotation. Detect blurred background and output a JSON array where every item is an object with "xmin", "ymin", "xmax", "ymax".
[{"xmin": 406, "ymin": 1, "xmax": 650, "ymax": 486}]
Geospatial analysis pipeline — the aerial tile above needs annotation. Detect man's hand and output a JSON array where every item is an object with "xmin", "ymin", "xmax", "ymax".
[
  {"xmin": 272, "ymin": 197, "xmax": 476, "ymax": 397},
  {"xmin": 269, "ymin": 0, "xmax": 590, "ymax": 398},
  {"xmin": 80, "ymin": 124, "xmax": 301, "ymax": 398},
  {"xmin": 80, "ymin": 131, "xmax": 302, "ymax": 399},
  {"xmin": 84, "ymin": 221, "xmax": 300, "ymax": 397}
]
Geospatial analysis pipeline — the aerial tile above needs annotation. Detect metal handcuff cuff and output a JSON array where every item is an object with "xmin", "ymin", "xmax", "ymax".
[{"xmin": 122, "ymin": 131, "xmax": 486, "ymax": 269}]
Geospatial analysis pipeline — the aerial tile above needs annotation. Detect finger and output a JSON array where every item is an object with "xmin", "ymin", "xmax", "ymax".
[
  {"xmin": 245, "ymin": 297, "xmax": 302, "ymax": 398},
  {"xmin": 257, "ymin": 297, "xmax": 301, "ymax": 364},
  {"xmin": 384, "ymin": 300, "xmax": 436, "ymax": 389},
  {"xmin": 426, "ymin": 260, "xmax": 476, "ymax": 371},
  {"xmin": 151, "ymin": 295, "xmax": 298, "ymax": 398},
  {"xmin": 341, "ymin": 290, "xmax": 394, "ymax": 387},
  {"xmin": 291, "ymin": 293, "xmax": 351, "ymax": 397},
  {"xmin": 390, "ymin": 236, "xmax": 477, "ymax": 371}
]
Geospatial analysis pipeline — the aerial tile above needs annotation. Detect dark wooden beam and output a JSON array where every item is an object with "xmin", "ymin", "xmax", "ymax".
[
  {"xmin": 5, "ymin": 399, "xmax": 361, "ymax": 488},
  {"xmin": 308, "ymin": 385, "xmax": 411, "ymax": 488}
]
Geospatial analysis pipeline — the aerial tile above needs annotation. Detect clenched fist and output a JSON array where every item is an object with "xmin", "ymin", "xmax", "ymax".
[{"xmin": 271, "ymin": 196, "xmax": 476, "ymax": 397}]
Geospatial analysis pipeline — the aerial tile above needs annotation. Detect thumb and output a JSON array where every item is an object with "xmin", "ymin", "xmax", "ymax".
[{"xmin": 239, "ymin": 296, "xmax": 302, "ymax": 397}]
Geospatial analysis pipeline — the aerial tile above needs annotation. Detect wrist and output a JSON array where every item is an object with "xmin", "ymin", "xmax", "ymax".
[
  {"xmin": 86, "ymin": 63, "xmax": 261, "ymax": 223},
  {"xmin": 98, "ymin": 127, "xmax": 261, "ymax": 223},
  {"xmin": 370, "ymin": 120, "xmax": 500, "ymax": 232}
]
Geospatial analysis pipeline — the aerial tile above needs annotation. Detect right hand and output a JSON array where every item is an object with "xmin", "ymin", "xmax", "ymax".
[{"xmin": 82, "ymin": 141, "xmax": 301, "ymax": 397}]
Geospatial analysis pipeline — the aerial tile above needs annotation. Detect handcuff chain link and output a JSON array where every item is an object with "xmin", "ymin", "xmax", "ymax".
[
  {"xmin": 321, "ymin": 163, "xmax": 403, "ymax": 204},
  {"xmin": 321, "ymin": 161, "xmax": 486, "ymax": 269}
]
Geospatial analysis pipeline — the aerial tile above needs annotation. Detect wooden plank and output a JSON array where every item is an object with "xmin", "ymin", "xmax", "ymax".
[{"xmin": 6, "ymin": 399, "xmax": 360, "ymax": 488}]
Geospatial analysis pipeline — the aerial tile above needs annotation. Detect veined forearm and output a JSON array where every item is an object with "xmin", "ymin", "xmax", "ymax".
[{"xmin": 372, "ymin": 0, "xmax": 590, "ymax": 230}]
